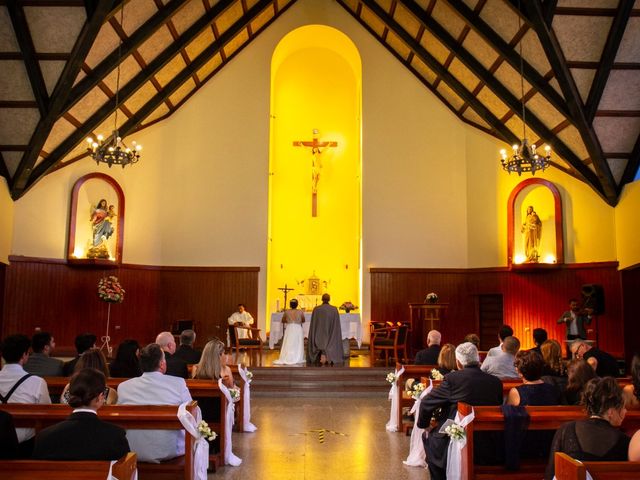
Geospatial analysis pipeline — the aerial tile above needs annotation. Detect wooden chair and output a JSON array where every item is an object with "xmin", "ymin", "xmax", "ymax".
[
  {"xmin": 370, "ymin": 322, "xmax": 409, "ymax": 366},
  {"xmin": 229, "ymin": 324, "xmax": 263, "ymax": 366}
]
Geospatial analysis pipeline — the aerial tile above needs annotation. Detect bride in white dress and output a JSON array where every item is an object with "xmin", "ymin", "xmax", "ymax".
[{"xmin": 273, "ymin": 299, "xmax": 306, "ymax": 365}]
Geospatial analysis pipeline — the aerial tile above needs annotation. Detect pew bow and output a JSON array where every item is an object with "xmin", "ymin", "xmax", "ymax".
[
  {"xmin": 218, "ymin": 379, "xmax": 243, "ymax": 466},
  {"xmin": 238, "ymin": 366, "xmax": 257, "ymax": 432},
  {"xmin": 403, "ymin": 379, "xmax": 433, "ymax": 467},
  {"xmin": 386, "ymin": 365, "xmax": 405, "ymax": 432},
  {"xmin": 177, "ymin": 402, "xmax": 209, "ymax": 480},
  {"xmin": 440, "ymin": 407, "xmax": 475, "ymax": 480}
]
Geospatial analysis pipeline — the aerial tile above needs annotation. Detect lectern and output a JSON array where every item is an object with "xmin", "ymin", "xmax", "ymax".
[{"xmin": 408, "ymin": 303, "xmax": 448, "ymax": 357}]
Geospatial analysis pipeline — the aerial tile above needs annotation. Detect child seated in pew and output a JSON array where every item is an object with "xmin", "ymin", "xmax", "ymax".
[{"xmin": 32, "ymin": 368, "xmax": 130, "ymax": 461}]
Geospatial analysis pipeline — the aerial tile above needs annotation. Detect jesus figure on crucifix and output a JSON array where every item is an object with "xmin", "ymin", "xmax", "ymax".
[{"xmin": 293, "ymin": 129, "xmax": 337, "ymax": 216}]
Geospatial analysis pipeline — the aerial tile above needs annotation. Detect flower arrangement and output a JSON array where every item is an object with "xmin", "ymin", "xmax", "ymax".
[
  {"xmin": 444, "ymin": 423, "xmax": 466, "ymax": 441},
  {"xmin": 97, "ymin": 276, "xmax": 125, "ymax": 303},
  {"xmin": 431, "ymin": 368, "xmax": 444, "ymax": 381},
  {"xmin": 229, "ymin": 386, "xmax": 241, "ymax": 402},
  {"xmin": 339, "ymin": 301, "xmax": 358, "ymax": 313},
  {"xmin": 409, "ymin": 381, "xmax": 426, "ymax": 400},
  {"xmin": 425, "ymin": 292, "xmax": 438, "ymax": 304},
  {"xmin": 245, "ymin": 370, "xmax": 253, "ymax": 383},
  {"xmin": 197, "ymin": 420, "xmax": 217, "ymax": 441},
  {"xmin": 386, "ymin": 372, "xmax": 397, "ymax": 384}
]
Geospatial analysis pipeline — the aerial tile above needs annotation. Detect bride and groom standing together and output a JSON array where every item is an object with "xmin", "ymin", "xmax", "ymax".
[{"xmin": 273, "ymin": 293, "xmax": 344, "ymax": 366}]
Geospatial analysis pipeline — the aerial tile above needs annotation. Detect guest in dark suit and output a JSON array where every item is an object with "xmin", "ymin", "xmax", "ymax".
[
  {"xmin": 32, "ymin": 368, "xmax": 130, "ymax": 460},
  {"xmin": 63, "ymin": 333, "xmax": 97, "ymax": 376},
  {"xmin": 174, "ymin": 329, "xmax": 202, "ymax": 364},
  {"xmin": 414, "ymin": 330, "xmax": 441, "ymax": 365},
  {"xmin": 156, "ymin": 331, "xmax": 189, "ymax": 378},
  {"xmin": 23, "ymin": 332, "xmax": 64, "ymax": 377},
  {"xmin": 0, "ymin": 410, "xmax": 19, "ymax": 459},
  {"xmin": 529, "ymin": 328, "xmax": 547, "ymax": 355},
  {"xmin": 417, "ymin": 342, "xmax": 503, "ymax": 480}
]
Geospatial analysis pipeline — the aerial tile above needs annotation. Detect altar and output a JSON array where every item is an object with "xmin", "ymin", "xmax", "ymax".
[{"xmin": 268, "ymin": 312, "xmax": 363, "ymax": 349}]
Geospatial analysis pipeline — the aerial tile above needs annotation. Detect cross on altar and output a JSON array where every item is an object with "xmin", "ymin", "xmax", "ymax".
[
  {"xmin": 278, "ymin": 283, "xmax": 294, "ymax": 310},
  {"xmin": 293, "ymin": 129, "xmax": 337, "ymax": 216}
]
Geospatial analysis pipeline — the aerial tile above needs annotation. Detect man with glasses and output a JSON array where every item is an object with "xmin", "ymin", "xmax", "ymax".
[{"xmin": 570, "ymin": 340, "xmax": 620, "ymax": 377}]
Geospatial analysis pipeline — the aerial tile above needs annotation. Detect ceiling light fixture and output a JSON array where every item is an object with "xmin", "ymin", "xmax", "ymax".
[
  {"xmin": 86, "ymin": 3, "xmax": 141, "ymax": 168},
  {"xmin": 500, "ymin": 1, "xmax": 550, "ymax": 176}
]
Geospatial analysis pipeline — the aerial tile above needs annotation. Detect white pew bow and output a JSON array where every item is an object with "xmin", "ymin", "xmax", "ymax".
[
  {"xmin": 403, "ymin": 379, "xmax": 433, "ymax": 467},
  {"xmin": 218, "ymin": 378, "xmax": 242, "ymax": 466},
  {"xmin": 386, "ymin": 365, "xmax": 405, "ymax": 432},
  {"xmin": 440, "ymin": 407, "xmax": 475, "ymax": 480},
  {"xmin": 177, "ymin": 402, "xmax": 209, "ymax": 480},
  {"xmin": 238, "ymin": 366, "xmax": 257, "ymax": 432}
]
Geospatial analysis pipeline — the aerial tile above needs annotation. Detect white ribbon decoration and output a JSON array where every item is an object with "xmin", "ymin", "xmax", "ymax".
[
  {"xmin": 385, "ymin": 365, "xmax": 405, "ymax": 432},
  {"xmin": 440, "ymin": 408, "xmax": 475, "ymax": 480},
  {"xmin": 218, "ymin": 379, "xmax": 242, "ymax": 466},
  {"xmin": 238, "ymin": 366, "xmax": 257, "ymax": 432},
  {"xmin": 177, "ymin": 402, "xmax": 209, "ymax": 480},
  {"xmin": 403, "ymin": 379, "xmax": 433, "ymax": 467}
]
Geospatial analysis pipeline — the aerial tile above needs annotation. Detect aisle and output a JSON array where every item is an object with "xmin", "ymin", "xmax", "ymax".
[{"xmin": 211, "ymin": 396, "xmax": 429, "ymax": 479}]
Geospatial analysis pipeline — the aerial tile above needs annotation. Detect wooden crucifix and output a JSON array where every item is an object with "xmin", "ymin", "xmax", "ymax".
[
  {"xmin": 278, "ymin": 283, "xmax": 294, "ymax": 310},
  {"xmin": 293, "ymin": 129, "xmax": 337, "ymax": 216}
]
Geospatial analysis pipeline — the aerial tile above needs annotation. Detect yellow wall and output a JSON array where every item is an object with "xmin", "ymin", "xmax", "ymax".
[
  {"xmin": 616, "ymin": 180, "xmax": 640, "ymax": 269},
  {"xmin": 6, "ymin": 0, "xmax": 624, "ymax": 329},
  {"xmin": 0, "ymin": 178, "xmax": 13, "ymax": 264},
  {"xmin": 267, "ymin": 26, "xmax": 361, "ymax": 316}
]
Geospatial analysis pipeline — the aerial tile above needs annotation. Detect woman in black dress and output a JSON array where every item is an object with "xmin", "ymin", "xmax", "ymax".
[{"xmin": 506, "ymin": 350, "xmax": 561, "ymax": 406}]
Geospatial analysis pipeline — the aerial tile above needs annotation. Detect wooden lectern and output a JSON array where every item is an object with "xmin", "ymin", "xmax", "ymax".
[{"xmin": 408, "ymin": 303, "xmax": 448, "ymax": 357}]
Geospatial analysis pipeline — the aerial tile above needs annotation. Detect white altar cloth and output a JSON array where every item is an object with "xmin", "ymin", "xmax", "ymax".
[{"xmin": 268, "ymin": 312, "xmax": 362, "ymax": 349}]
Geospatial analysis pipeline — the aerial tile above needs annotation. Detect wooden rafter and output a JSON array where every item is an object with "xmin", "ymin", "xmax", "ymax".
[
  {"xmin": 364, "ymin": 0, "xmax": 604, "ymax": 196},
  {"xmin": 517, "ymin": 0, "xmax": 618, "ymax": 205},
  {"xmin": 619, "ymin": 133, "xmax": 640, "ymax": 191},
  {"xmin": 10, "ymin": 0, "xmax": 118, "ymax": 199},
  {"xmin": 542, "ymin": 0, "xmax": 558, "ymax": 27},
  {"xmin": 585, "ymin": 0, "xmax": 635, "ymax": 122},
  {"xmin": 24, "ymin": 0, "xmax": 274, "ymax": 192},
  {"xmin": 0, "ymin": 152, "xmax": 9, "ymax": 182},
  {"xmin": 6, "ymin": 0, "xmax": 50, "ymax": 116},
  {"xmin": 441, "ymin": 0, "xmax": 571, "ymax": 121},
  {"xmin": 64, "ymin": 0, "xmax": 191, "ymax": 112}
]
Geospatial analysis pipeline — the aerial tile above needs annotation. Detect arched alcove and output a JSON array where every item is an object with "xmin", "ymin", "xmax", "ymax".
[{"xmin": 267, "ymin": 26, "xmax": 362, "ymax": 324}]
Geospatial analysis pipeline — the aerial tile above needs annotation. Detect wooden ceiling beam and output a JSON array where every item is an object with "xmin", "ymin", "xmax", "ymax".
[
  {"xmin": 619, "ymin": 133, "xmax": 640, "ymax": 191},
  {"xmin": 25, "ymin": 0, "xmax": 274, "ymax": 190},
  {"xmin": 519, "ymin": 0, "xmax": 618, "ymax": 205},
  {"xmin": 542, "ymin": 0, "xmax": 558, "ymax": 27},
  {"xmin": 0, "ymin": 151, "xmax": 9, "ymax": 182},
  {"xmin": 442, "ymin": 0, "xmax": 571, "ymax": 121},
  {"xmin": 374, "ymin": 0, "xmax": 603, "ymax": 195},
  {"xmin": 585, "ymin": 0, "xmax": 634, "ymax": 123},
  {"xmin": 6, "ymin": 0, "xmax": 50, "ymax": 116},
  {"xmin": 358, "ymin": 0, "xmax": 519, "ymax": 145},
  {"xmin": 64, "ymin": 0, "xmax": 191, "ymax": 112},
  {"xmin": 10, "ymin": 0, "xmax": 116, "ymax": 199}
]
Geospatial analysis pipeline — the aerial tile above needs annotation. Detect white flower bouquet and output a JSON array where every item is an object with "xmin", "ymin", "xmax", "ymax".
[
  {"xmin": 444, "ymin": 422, "xmax": 465, "ymax": 441},
  {"xmin": 245, "ymin": 370, "xmax": 253, "ymax": 383},
  {"xmin": 425, "ymin": 292, "xmax": 438, "ymax": 304},
  {"xmin": 197, "ymin": 420, "xmax": 217, "ymax": 441},
  {"xmin": 409, "ymin": 381, "xmax": 425, "ymax": 400},
  {"xmin": 229, "ymin": 386, "xmax": 241, "ymax": 402},
  {"xmin": 431, "ymin": 368, "xmax": 444, "ymax": 381},
  {"xmin": 386, "ymin": 372, "xmax": 397, "ymax": 383}
]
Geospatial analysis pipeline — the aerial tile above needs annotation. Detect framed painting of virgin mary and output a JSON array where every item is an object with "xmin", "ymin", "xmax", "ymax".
[{"xmin": 67, "ymin": 173, "xmax": 125, "ymax": 265}]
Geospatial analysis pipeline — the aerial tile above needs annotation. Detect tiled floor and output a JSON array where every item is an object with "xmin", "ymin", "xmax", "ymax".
[{"xmin": 212, "ymin": 396, "xmax": 429, "ymax": 479}]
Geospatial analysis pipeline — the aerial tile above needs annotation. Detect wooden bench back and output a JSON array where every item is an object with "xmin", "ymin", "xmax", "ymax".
[
  {"xmin": 554, "ymin": 452, "xmax": 640, "ymax": 480},
  {"xmin": 0, "ymin": 452, "xmax": 137, "ymax": 480},
  {"xmin": 0, "ymin": 402, "xmax": 197, "ymax": 480},
  {"xmin": 457, "ymin": 403, "xmax": 640, "ymax": 480}
]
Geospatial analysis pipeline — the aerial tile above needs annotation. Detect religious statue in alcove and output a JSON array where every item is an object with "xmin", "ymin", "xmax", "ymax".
[
  {"xmin": 521, "ymin": 205, "xmax": 542, "ymax": 263},
  {"xmin": 86, "ymin": 198, "xmax": 117, "ymax": 259}
]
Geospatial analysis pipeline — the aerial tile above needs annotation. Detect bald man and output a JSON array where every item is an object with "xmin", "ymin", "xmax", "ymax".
[{"xmin": 155, "ymin": 332, "xmax": 188, "ymax": 379}]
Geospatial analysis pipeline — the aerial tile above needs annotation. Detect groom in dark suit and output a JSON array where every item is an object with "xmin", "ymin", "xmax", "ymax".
[{"xmin": 417, "ymin": 342, "xmax": 503, "ymax": 480}]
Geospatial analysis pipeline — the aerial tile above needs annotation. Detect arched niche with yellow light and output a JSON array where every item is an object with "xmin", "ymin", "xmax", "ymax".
[
  {"xmin": 267, "ymin": 25, "xmax": 362, "ymax": 322},
  {"xmin": 507, "ymin": 178, "xmax": 564, "ymax": 269}
]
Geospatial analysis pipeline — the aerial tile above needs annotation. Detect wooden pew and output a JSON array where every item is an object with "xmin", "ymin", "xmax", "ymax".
[
  {"xmin": 44, "ymin": 376, "xmax": 228, "ymax": 467},
  {"xmin": 395, "ymin": 363, "xmax": 437, "ymax": 429},
  {"xmin": 457, "ymin": 402, "xmax": 640, "ymax": 480},
  {"xmin": 555, "ymin": 452, "xmax": 640, "ymax": 480},
  {"xmin": 0, "ymin": 402, "xmax": 198, "ymax": 480},
  {"xmin": 0, "ymin": 452, "xmax": 137, "ymax": 480}
]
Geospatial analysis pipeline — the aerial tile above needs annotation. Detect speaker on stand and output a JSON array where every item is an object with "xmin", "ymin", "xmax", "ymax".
[{"xmin": 581, "ymin": 284, "xmax": 604, "ymax": 348}]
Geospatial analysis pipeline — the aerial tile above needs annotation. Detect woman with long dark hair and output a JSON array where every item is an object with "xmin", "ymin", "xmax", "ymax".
[{"xmin": 109, "ymin": 339, "xmax": 142, "ymax": 378}]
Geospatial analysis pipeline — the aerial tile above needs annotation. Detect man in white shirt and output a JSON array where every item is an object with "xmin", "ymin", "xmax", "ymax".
[
  {"xmin": 481, "ymin": 336, "xmax": 520, "ymax": 379},
  {"xmin": 486, "ymin": 324, "xmax": 514, "ymax": 358},
  {"xmin": 0, "ymin": 334, "xmax": 51, "ymax": 455},
  {"xmin": 117, "ymin": 343, "xmax": 193, "ymax": 463},
  {"xmin": 228, "ymin": 303, "xmax": 254, "ymax": 341}
]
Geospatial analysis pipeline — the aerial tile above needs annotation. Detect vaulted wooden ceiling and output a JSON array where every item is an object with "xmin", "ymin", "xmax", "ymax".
[{"xmin": 1, "ymin": 0, "xmax": 639, "ymax": 205}]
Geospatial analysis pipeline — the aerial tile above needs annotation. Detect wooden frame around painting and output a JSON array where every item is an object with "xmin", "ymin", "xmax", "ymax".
[
  {"xmin": 507, "ymin": 178, "xmax": 564, "ymax": 269},
  {"xmin": 67, "ymin": 173, "xmax": 125, "ymax": 265}
]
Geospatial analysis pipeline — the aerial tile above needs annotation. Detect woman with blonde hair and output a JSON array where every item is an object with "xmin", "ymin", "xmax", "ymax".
[
  {"xmin": 61, "ymin": 349, "xmax": 117, "ymax": 405},
  {"xmin": 436, "ymin": 343, "xmax": 457, "ymax": 375},
  {"xmin": 541, "ymin": 339, "xmax": 566, "ymax": 377},
  {"xmin": 192, "ymin": 339, "xmax": 234, "ymax": 388}
]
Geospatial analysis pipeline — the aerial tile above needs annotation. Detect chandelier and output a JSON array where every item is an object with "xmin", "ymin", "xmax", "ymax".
[
  {"xmin": 500, "ymin": 1, "xmax": 551, "ymax": 176},
  {"xmin": 86, "ymin": 3, "xmax": 141, "ymax": 168}
]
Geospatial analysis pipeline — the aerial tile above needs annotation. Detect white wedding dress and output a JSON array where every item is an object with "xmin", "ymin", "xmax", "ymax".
[{"xmin": 273, "ymin": 309, "xmax": 305, "ymax": 365}]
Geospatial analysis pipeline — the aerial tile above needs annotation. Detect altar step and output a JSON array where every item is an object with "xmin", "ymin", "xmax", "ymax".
[{"xmin": 249, "ymin": 366, "xmax": 391, "ymax": 397}]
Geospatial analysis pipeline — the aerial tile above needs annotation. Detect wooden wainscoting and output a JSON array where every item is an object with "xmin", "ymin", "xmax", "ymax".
[{"xmin": 2, "ymin": 256, "xmax": 259, "ymax": 354}]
